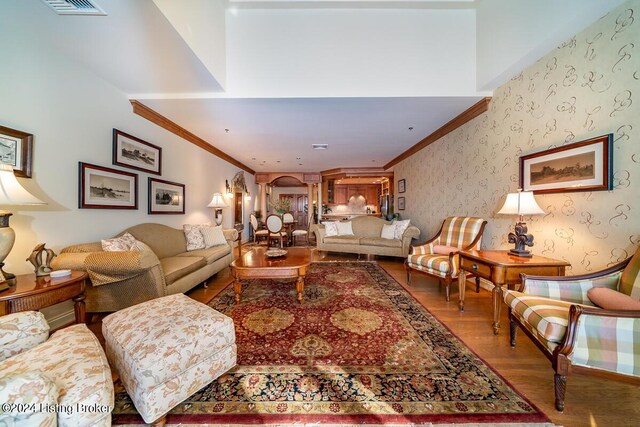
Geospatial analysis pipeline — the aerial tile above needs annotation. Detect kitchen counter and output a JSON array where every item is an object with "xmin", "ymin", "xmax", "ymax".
[{"xmin": 322, "ymin": 213, "xmax": 382, "ymax": 220}]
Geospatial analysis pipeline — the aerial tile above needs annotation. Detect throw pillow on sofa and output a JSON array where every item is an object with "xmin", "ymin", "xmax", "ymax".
[
  {"xmin": 183, "ymin": 224, "xmax": 210, "ymax": 251},
  {"xmin": 200, "ymin": 225, "xmax": 227, "ymax": 248},
  {"xmin": 381, "ymin": 223, "xmax": 396, "ymax": 240},
  {"xmin": 324, "ymin": 222, "xmax": 339, "ymax": 237},
  {"xmin": 102, "ymin": 232, "xmax": 137, "ymax": 251},
  {"xmin": 393, "ymin": 220, "xmax": 411, "ymax": 240},
  {"xmin": 336, "ymin": 221, "xmax": 354, "ymax": 236},
  {"xmin": 587, "ymin": 287, "xmax": 640, "ymax": 310},
  {"xmin": 433, "ymin": 245, "xmax": 459, "ymax": 255},
  {"xmin": 130, "ymin": 240, "xmax": 152, "ymax": 252}
]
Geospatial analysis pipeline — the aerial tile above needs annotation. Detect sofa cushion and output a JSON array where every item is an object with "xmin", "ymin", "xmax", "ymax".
[
  {"xmin": 392, "ymin": 219, "xmax": 411, "ymax": 239},
  {"xmin": 324, "ymin": 235, "xmax": 360, "ymax": 244},
  {"xmin": 102, "ymin": 232, "xmax": 136, "ymax": 252},
  {"xmin": 0, "ymin": 371, "xmax": 58, "ymax": 426},
  {"xmin": 324, "ymin": 222, "xmax": 339, "ymax": 237},
  {"xmin": 360, "ymin": 237, "xmax": 402, "ymax": 248},
  {"xmin": 433, "ymin": 245, "xmax": 459, "ymax": 255},
  {"xmin": 176, "ymin": 245, "xmax": 230, "ymax": 264},
  {"xmin": 161, "ymin": 256, "xmax": 207, "ymax": 285},
  {"xmin": 200, "ymin": 225, "xmax": 227, "ymax": 248},
  {"xmin": 336, "ymin": 221, "xmax": 354, "ymax": 236},
  {"xmin": 381, "ymin": 223, "xmax": 396, "ymax": 240},
  {"xmin": 0, "ymin": 324, "xmax": 114, "ymax": 427}
]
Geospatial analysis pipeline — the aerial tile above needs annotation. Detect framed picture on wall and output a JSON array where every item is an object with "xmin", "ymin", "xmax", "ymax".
[
  {"xmin": 520, "ymin": 134, "xmax": 613, "ymax": 194},
  {"xmin": 398, "ymin": 196, "xmax": 406, "ymax": 210},
  {"xmin": 398, "ymin": 179, "xmax": 406, "ymax": 193},
  {"xmin": 113, "ymin": 129, "xmax": 162, "ymax": 175},
  {"xmin": 148, "ymin": 178, "xmax": 185, "ymax": 214},
  {"xmin": 79, "ymin": 162, "xmax": 138, "ymax": 209},
  {"xmin": 0, "ymin": 125, "xmax": 33, "ymax": 178}
]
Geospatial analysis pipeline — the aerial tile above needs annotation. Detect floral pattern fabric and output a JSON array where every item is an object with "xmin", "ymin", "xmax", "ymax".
[
  {"xmin": 101, "ymin": 232, "xmax": 136, "ymax": 252},
  {"xmin": 0, "ymin": 312, "xmax": 49, "ymax": 362},
  {"xmin": 103, "ymin": 293, "xmax": 237, "ymax": 423},
  {"xmin": 183, "ymin": 224, "xmax": 209, "ymax": 251},
  {"xmin": 0, "ymin": 324, "xmax": 113, "ymax": 427},
  {"xmin": 0, "ymin": 371, "xmax": 58, "ymax": 427}
]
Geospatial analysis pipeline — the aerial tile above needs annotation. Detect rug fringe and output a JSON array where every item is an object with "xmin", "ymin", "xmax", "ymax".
[{"xmin": 138, "ymin": 423, "xmax": 560, "ymax": 427}]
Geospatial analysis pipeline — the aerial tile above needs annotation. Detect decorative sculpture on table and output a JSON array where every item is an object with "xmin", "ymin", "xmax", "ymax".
[{"xmin": 26, "ymin": 243, "xmax": 56, "ymax": 276}]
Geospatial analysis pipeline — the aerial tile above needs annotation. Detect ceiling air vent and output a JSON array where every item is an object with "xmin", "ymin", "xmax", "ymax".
[
  {"xmin": 312, "ymin": 144, "xmax": 329, "ymax": 150},
  {"xmin": 40, "ymin": 0, "xmax": 106, "ymax": 16}
]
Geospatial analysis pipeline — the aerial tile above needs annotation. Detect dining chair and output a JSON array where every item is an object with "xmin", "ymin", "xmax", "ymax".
[
  {"xmin": 250, "ymin": 213, "xmax": 268, "ymax": 245},
  {"xmin": 283, "ymin": 212, "xmax": 295, "ymax": 223},
  {"xmin": 291, "ymin": 215, "xmax": 311, "ymax": 246},
  {"xmin": 265, "ymin": 214, "xmax": 286, "ymax": 248}
]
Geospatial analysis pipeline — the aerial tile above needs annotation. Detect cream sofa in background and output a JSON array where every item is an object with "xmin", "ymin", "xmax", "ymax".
[
  {"xmin": 311, "ymin": 216, "xmax": 419, "ymax": 258},
  {"xmin": 52, "ymin": 223, "xmax": 238, "ymax": 313}
]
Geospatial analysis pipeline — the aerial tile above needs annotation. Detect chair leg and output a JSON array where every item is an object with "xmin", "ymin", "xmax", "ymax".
[
  {"xmin": 509, "ymin": 309, "xmax": 517, "ymax": 347},
  {"xmin": 475, "ymin": 276, "xmax": 480, "ymax": 293},
  {"xmin": 444, "ymin": 275, "xmax": 452, "ymax": 302},
  {"xmin": 405, "ymin": 263, "xmax": 411, "ymax": 286},
  {"xmin": 554, "ymin": 374, "xmax": 567, "ymax": 411},
  {"xmin": 151, "ymin": 415, "xmax": 167, "ymax": 426}
]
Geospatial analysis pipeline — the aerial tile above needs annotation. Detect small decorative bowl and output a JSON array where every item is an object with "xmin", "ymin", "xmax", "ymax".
[{"xmin": 265, "ymin": 249, "xmax": 288, "ymax": 258}]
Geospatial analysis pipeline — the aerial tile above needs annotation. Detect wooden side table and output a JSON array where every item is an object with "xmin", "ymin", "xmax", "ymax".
[
  {"xmin": 0, "ymin": 271, "xmax": 88, "ymax": 324},
  {"xmin": 458, "ymin": 250, "xmax": 569, "ymax": 335}
]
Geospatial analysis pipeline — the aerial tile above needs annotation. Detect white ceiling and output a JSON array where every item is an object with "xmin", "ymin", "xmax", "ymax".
[
  {"xmin": 6, "ymin": 0, "xmax": 621, "ymax": 173},
  {"xmin": 141, "ymin": 96, "xmax": 481, "ymax": 172}
]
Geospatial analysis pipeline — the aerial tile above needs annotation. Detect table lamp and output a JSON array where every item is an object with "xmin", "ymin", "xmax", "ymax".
[
  {"xmin": 498, "ymin": 189, "xmax": 544, "ymax": 258},
  {"xmin": 0, "ymin": 164, "xmax": 46, "ymax": 285},
  {"xmin": 207, "ymin": 193, "xmax": 228, "ymax": 226}
]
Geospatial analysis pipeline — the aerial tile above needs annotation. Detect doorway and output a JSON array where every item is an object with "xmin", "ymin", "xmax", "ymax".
[{"xmin": 279, "ymin": 194, "xmax": 308, "ymax": 228}]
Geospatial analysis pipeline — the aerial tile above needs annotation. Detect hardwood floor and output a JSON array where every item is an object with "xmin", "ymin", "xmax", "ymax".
[{"xmin": 97, "ymin": 249, "xmax": 640, "ymax": 426}]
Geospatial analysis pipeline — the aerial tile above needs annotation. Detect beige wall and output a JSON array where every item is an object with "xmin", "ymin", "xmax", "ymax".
[{"xmin": 394, "ymin": 0, "xmax": 639, "ymax": 274}]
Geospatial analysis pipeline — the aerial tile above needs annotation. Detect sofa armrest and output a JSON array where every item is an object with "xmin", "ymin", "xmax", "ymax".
[
  {"xmin": 0, "ymin": 372, "xmax": 58, "ymax": 426},
  {"xmin": 401, "ymin": 226, "xmax": 420, "ymax": 256},
  {"xmin": 0, "ymin": 312, "xmax": 49, "ymax": 362},
  {"xmin": 310, "ymin": 224, "xmax": 325, "ymax": 243},
  {"xmin": 558, "ymin": 305, "xmax": 640, "ymax": 376},
  {"xmin": 521, "ymin": 271, "xmax": 622, "ymax": 305},
  {"xmin": 223, "ymin": 229, "xmax": 239, "ymax": 242}
]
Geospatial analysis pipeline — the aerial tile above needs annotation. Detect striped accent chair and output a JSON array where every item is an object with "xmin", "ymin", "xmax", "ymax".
[
  {"xmin": 406, "ymin": 217, "xmax": 487, "ymax": 302},
  {"xmin": 505, "ymin": 247, "xmax": 640, "ymax": 411}
]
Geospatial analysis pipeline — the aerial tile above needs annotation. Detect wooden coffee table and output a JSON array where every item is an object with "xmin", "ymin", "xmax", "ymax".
[{"xmin": 231, "ymin": 247, "xmax": 313, "ymax": 303}]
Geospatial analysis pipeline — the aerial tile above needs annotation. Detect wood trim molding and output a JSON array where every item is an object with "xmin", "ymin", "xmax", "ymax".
[
  {"xmin": 384, "ymin": 97, "xmax": 491, "ymax": 170},
  {"xmin": 321, "ymin": 167, "xmax": 394, "ymax": 179},
  {"xmin": 130, "ymin": 100, "xmax": 255, "ymax": 174}
]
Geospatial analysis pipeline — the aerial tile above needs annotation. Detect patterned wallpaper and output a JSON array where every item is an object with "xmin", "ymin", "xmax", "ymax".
[{"xmin": 394, "ymin": 0, "xmax": 639, "ymax": 274}]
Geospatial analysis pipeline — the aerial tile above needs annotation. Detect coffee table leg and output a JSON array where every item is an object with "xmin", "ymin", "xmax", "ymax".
[
  {"xmin": 492, "ymin": 284, "xmax": 503, "ymax": 335},
  {"xmin": 73, "ymin": 293, "xmax": 86, "ymax": 324},
  {"xmin": 296, "ymin": 276, "xmax": 304, "ymax": 303},
  {"xmin": 233, "ymin": 281, "xmax": 242, "ymax": 303}
]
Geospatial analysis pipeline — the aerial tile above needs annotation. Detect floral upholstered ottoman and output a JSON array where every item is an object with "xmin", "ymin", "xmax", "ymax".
[{"xmin": 102, "ymin": 293, "xmax": 237, "ymax": 424}]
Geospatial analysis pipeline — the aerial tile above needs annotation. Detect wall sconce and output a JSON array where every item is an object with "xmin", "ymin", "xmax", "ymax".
[
  {"xmin": 244, "ymin": 191, "xmax": 251, "ymax": 201},
  {"xmin": 225, "ymin": 179, "xmax": 233, "ymax": 199}
]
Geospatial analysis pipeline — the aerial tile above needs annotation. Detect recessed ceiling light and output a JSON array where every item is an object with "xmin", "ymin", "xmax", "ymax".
[
  {"xmin": 371, "ymin": 160, "xmax": 376, "ymax": 163},
  {"xmin": 312, "ymin": 144, "xmax": 328, "ymax": 150},
  {"xmin": 225, "ymin": 128, "xmax": 230, "ymax": 133},
  {"xmin": 298, "ymin": 163, "xmax": 303, "ymax": 166},
  {"xmin": 276, "ymin": 160, "xmax": 281, "ymax": 163},
  {"xmin": 251, "ymin": 157, "xmax": 256, "ymax": 160},
  {"xmin": 296, "ymin": 157, "xmax": 301, "ymax": 160},
  {"xmin": 408, "ymin": 127, "xmax": 414, "ymax": 131}
]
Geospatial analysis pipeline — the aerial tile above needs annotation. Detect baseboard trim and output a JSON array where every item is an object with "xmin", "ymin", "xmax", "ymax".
[{"xmin": 46, "ymin": 310, "xmax": 76, "ymax": 331}]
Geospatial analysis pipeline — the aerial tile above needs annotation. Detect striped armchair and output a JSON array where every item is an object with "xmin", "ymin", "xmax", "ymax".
[
  {"xmin": 505, "ymin": 247, "xmax": 640, "ymax": 411},
  {"xmin": 406, "ymin": 217, "xmax": 487, "ymax": 301}
]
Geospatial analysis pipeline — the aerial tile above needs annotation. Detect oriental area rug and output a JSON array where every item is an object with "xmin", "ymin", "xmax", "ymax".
[{"xmin": 112, "ymin": 262, "xmax": 552, "ymax": 426}]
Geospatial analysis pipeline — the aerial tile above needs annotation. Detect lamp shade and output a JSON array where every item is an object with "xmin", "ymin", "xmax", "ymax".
[
  {"xmin": 0, "ymin": 165, "xmax": 45, "ymax": 205},
  {"xmin": 207, "ymin": 193, "xmax": 228, "ymax": 209},
  {"xmin": 498, "ymin": 190, "xmax": 544, "ymax": 216}
]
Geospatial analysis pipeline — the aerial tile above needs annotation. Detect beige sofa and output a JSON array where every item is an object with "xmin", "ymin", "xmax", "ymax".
[
  {"xmin": 51, "ymin": 223, "xmax": 237, "ymax": 313},
  {"xmin": 311, "ymin": 216, "xmax": 419, "ymax": 258}
]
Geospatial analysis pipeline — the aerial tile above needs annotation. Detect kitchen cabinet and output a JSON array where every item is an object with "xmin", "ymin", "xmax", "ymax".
[
  {"xmin": 334, "ymin": 186, "xmax": 348, "ymax": 204},
  {"xmin": 330, "ymin": 184, "xmax": 380, "ymax": 205}
]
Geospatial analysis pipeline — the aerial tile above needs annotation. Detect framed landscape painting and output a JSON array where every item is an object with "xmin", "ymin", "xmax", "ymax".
[
  {"xmin": 0, "ymin": 125, "xmax": 33, "ymax": 178},
  {"xmin": 113, "ymin": 129, "xmax": 161, "ymax": 175},
  {"xmin": 520, "ymin": 134, "xmax": 613, "ymax": 194},
  {"xmin": 79, "ymin": 162, "xmax": 138, "ymax": 209},
  {"xmin": 148, "ymin": 178, "xmax": 185, "ymax": 214}
]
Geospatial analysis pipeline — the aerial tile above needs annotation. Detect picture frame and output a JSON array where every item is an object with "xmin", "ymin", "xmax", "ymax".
[
  {"xmin": 398, "ymin": 196, "xmax": 406, "ymax": 210},
  {"xmin": 79, "ymin": 162, "xmax": 138, "ymax": 209},
  {"xmin": 398, "ymin": 179, "xmax": 406, "ymax": 193},
  {"xmin": 0, "ymin": 125, "xmax": 33, "ymax": 178},
  {"xmin": 148, "ymin": 178, "xmax": 185, "ymax": 214},
  {"xmin": 519, "ymin": 134, "xmax": 613, "ymax": 194},
  {"xmin": 113, "ymin": 129, "xmax": 162, "ymax": 175}
]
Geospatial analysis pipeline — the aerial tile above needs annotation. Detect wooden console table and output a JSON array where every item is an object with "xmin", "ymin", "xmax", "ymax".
[
  {"xmin": 458, "ymin": 250, "xmax": 569, "ymax": 335},
  {"xmin": 0, "ymin": 271, "xmax": 88, "ymax": 324}
]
